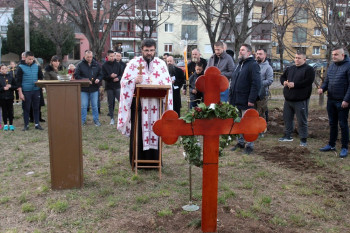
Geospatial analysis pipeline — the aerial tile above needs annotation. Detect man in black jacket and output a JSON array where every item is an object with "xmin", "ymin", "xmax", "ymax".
[
  {"xmin": 318, "ymin": 47, "xmax": 350, "ymax": 158},
  {"xmin": 167, "ymin": 56, "xmax": 185, "ymax": 116},
  {"xmin": 279, "ymin": 51, "xmax": 315, "ymax": 146},
  {"xmin": 74, "ymin": 50, "xmax": 103, "ymax": 126},
  {"xmin": 188, "ymin": 48, "xmax": 207, "ymax": 77},
  {"xmin": 229, "ymin": 44, "xmax": 261, "ymax": 154},
  {"xmin": 103, "ymin": 50, "xmax": 122, "ymax": 125}
]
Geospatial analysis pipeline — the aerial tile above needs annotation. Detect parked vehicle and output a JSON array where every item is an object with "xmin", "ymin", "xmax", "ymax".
[{"xmin": 270, "ymin": 59, "xmax": 292, "ymax": 71}]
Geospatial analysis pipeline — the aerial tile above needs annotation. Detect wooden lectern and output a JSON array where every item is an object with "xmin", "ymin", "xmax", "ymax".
[
  {"xmin": 133, "ymin": 84, "xmax": 171, "ymax": 179},
  {"xmin": 36, "ymin": 80, "xmax": 90, "ymax": 190}
]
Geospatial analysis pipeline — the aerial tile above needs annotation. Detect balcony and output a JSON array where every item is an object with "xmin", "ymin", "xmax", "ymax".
[
  {"xmin": 110, "ymin": 30, "xmax": 157, "ymax": 39},
  {"xmin": 251, "ymin": 33, "xmax": 271, "ymax": 43}
]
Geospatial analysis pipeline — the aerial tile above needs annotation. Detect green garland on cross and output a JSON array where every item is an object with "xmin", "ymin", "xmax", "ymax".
[{"xmin": 179, "ymin": 102, "xmax": 241, "ymax": 167}]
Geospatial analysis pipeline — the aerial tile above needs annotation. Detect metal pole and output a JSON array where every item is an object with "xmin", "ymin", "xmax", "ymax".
[{"xmin": 24, "ymin": 0, "xmax": 30, "ymax": 51}]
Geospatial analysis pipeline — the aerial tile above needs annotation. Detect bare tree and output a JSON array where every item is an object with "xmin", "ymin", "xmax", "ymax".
[
  {"xmin": 125, "ymin": 0, "xmax": 170, "ymax": 41},
  {"xmin": 28, "ymin": 0, "xmax": 74, "ymax": 58},
  {"xmin": 306, "ymin": 0, "xmax": 350, "ymax": 62},
  {"xmin": 49, "ymin": 0, "xmax": 132, "ymax": 60},
  {"xmin": 272, "ymin": 0, "xmax": 303, "ymax": 71}
]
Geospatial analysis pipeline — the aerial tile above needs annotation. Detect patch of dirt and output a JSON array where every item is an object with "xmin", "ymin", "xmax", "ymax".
[
  {"xmin": 267, "ymin": 108, "xmax": 329, "ymax": 139},
  {"xmin": 258, "ymin": 146, "xmax": 320, "ymax": 172}
]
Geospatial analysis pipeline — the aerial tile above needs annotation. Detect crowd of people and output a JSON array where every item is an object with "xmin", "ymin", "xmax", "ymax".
[{"xmin": 1, "ymin": 40, "xmax": 349, "ymax": 160}]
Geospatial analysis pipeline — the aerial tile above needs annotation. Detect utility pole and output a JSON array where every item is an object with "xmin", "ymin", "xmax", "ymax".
[{"xmin": 24, "ymin": 0, "xmax": 30, "ymax": 51}]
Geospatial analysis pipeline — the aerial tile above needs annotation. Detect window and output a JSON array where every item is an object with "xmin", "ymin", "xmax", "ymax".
[
  {"xmin": 295, "ymin": 8, "xmax": 308, "ymax": 23},
  {"xmin": 1, "ymin": 26, "xmax": 7, "ymax": 31},
  {"xmin": 165, "ymin": 23, "xmax": 173, "ymax": 32},
  {"xmin": 164, "ymin": 44, "xmax": 173, "ymax": 53},
  {"xmin": 278, "ymin": 6, "xmax": 286, "ymax": 15},
  {"xmin": 313, "ymin": 46, "xmax": 320, "ymax": 55},
  {"xmin": 165, "ymin": 2, "xmax": 174, "ymax": 12},
  {"xmin": 182, "ymin": 5, "xmax": 198, "ymax": 20},
  {"xmin": 314, "ymin": 28, "xmax": 321, "ymax": 36},
  {"xmin": 93, "ymin": 0, "xmax": 104, "ymax": 10},
  {"xmin": 315, "ymin": 8, "xmax": 323, "ymax": 17},
  {"xmin": 293, "ymin": 27, "xmax": 307, "ymax": 43},
  {"xmin": 182, "ymin": 25, "xmax": 198, "ymax": 40}
]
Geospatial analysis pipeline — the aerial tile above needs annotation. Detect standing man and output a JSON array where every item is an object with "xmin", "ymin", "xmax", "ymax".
[
  {"xmin": 279, "ymin": 51, "xmax": 315, "ymax": 146},
  {"xmin": 255, "ymin": 49, "xmax": 274, "ymax": 121},
  {"xmin": 206, "ymin": 41, "xmax": 235, "ymax": 102},
  {"xmin": 318, "ymin": 47, "xmax": 350, "ymax": 158},
  {"xmin": 17, "ymin": 51, "xmax": 44, "ymax": 131},
  {"xmin": 117, "ymin": 39, "xmax": 173, "ymax": 166},
  {"xmin": 229, "ymin": 44, "xmax": 261, "ymax": 154},
  {"xmin": 102, "ymin": 50, "xmax": 122, "ymax": 125},
  {"xmin": 166, "ymin": 56, "xmax": 185, "ymax": 116},
  {"xmin": 74, "ymin": 50, "xmax": 103, "ymax": 126},
  {"xmin": 115, "ymin": 52, "xmax": 126, "ymax": 74},
  {"xmin": 188, "ymin": 48, "xmax": 207, "ymax": 77}
]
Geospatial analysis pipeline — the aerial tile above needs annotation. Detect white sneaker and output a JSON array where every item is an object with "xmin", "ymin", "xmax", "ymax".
[{"xmin": 110, "ymin": 118, "xmax": 115, "ymax": 125}]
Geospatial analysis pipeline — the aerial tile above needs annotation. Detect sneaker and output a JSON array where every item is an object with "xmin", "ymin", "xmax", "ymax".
[
  {"xmin": 39, "ymin": 118, "xmax": 46, "ymax": 122},
  {"xmin": 340, "ymin": 148, "xmax": 348, "ymax": 158},
  {"xmin": 231, "ymin": 143, "xmax": 245, "ymax": 151},
  {"xmin": 3, "ymin": 125, "xmax": 8, "ymax": 131},
  {"xmin": 300, "ymin": 142, "xmax": 307, "ymax": 147},
  {"xmin": 22, "ymin": 125, "xmax": 29, "ymax": 131},
  {"xmin": 94, "ymin": 120, "xmax": 101, "ymax": 127},
  {"xmin": 278, "ymin": 136, "xmax": 293, "ymax": 142},
  {"xmin": 319, "ymin": 144, "xmax": 336, "ymax": 152},
  {"xmin": 35, "ymin": 125, "xmax": 44, "ymax": 130},
  {"xmin": 110, "ymin": 118, "xmax": 115, "ymax": 125},
  {"xmin": 9, "ymin": 125, "xmax": 15, "ymax": 131},
  {"xmin": 244, "ymin": 147, "xmax": 253, "ymax": 155}
]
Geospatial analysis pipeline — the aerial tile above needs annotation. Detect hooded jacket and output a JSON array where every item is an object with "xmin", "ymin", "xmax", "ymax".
[{"xmin": 321, "ymin": 55, "xmax": 350, "ymax": 102}]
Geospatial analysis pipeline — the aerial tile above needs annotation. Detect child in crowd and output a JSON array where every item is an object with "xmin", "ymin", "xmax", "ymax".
[
  {"xmin": 68, "ymin": 64, "xmax": 75, "ymax": 80},
  {"xmin": 0, "ymin": 64, "xmax": 17, "ymax": 131},
  {"xmin": 189, "ymin": 62, "xmax": 204, "ymax": 108},
  {"xmin": 8, "ymin": 61, "xmax": 19, "ymax": 104}
]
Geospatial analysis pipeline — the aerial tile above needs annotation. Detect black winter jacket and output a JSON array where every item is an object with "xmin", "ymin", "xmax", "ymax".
[
  {"xmin": 102, "ymin": 60, "xmax": 122, "ymax": 90},
  {"xmin": 321, "ymin": 55, "xmax": 350, "ymax": 102},
  {"xmin": 0, "ymin": 73, "xmax": 17, "ymax": 100},
  {"xmin": 229, "ymin": 56, "xmax": 261, "ymax": 110},
  {"xmin": 280, "ymin": 63, "xmax": 315, "ymax": 101},
  {"xmin": 74, "ymin": 58, "xmax": 103, "ymax": 93}
]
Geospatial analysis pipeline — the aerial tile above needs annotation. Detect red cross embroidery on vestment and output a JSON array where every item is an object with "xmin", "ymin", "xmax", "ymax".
[
  {"xmin": 123, "ymin": 92, "xmax": 130, "ymax": 99},
  {"xmin": 130, "ymin": 64, "xmax": 136, "ymax": 71},
  {"xmin": 151, "ymin": 136, "xmax": 156, "ymax": 143},
  {"xmin": 145, "ymin": 137, "xmax": 149, "ymax": 144},
  {"xmin": 153, "ymin": 71, "xmax": 160, "ymax": 79},
  {"xmin": 169, "ymin": 99, "xmax": 173, "ymax": 105},
  {"xmin": 158, "ymin": 80, "xmax": 165, "ymax": 85},
  {"xmin": 137, "ymin": 58, "xmax": 143, "ymax": 64},
  {"xmin": 118, "ymin": 118, "xmax": 124, "ymax": 125},
  {"xmin": 153, "ymin": 59, "xmax": 160, "ymax": 65},
  {"xmin": 151, "ymin": 106, "xmax": 158, "ymax": 113},
  {"xmin": 143, "ymin": 106, "xmax": 149, "ymax": 114},
  {"xmin": 124, "ymin": 73, "xmax": 131, "ymax": 80},
  {"xmin": 166, "ymin": 77, "xmax": 171, "ymax": 83},
  {"xmin": 161, "ymin": 67, "xmax": 167, "ymax": 73},
  {"xmin": 144, "ymin": 121, "xmax": 149, "ymax": 128}
]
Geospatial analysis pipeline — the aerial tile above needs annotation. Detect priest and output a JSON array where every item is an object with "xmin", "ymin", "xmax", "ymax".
[{"xmin": 117, "ymin": 39, "xmax": 173, "ymax": 166}]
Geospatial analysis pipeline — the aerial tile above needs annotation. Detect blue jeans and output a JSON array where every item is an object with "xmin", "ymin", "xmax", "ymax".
[
  {"xmin": 220, "ymin": 88, "xmax": 229, "ymax": 103},
  {"xmin": 23, "ymin": 90, "xmax": 40, "ymax": 126},
  {"xmin": 81, "ymin": 91, "xmax": 99, "ymax": 123},
  {"xmin": 327, "ymin": 99, "xmax": 349, "ymax": 149}
]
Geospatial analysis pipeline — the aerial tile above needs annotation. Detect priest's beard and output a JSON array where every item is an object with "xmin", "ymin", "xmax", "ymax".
[
  {"xmin": 167, "ymin": 64, "xmax": 175, "ymax": 76},
  {"xmin": 143, "ymin": 54, "xmax": 155, "ymax": 64}
]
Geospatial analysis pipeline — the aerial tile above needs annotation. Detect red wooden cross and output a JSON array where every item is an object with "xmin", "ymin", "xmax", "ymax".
[{"xmin": 153, "ymin": 67, "xmax": 266, "ymax": 232}]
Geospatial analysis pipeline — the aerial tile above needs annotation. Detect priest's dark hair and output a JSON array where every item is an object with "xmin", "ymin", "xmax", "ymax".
[{"xmin": 141, "ymin": 39, "xmax": 156, "ymax": 49}]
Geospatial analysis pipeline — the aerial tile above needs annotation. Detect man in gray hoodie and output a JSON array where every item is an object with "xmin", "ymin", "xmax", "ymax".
[
  {"xmin": 206, "ymin": 41, "xmax": 235, "ymax": 102},
  {"xmin": 255, "ymin": 49, "xmax": 274, "ymax": 122}
]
